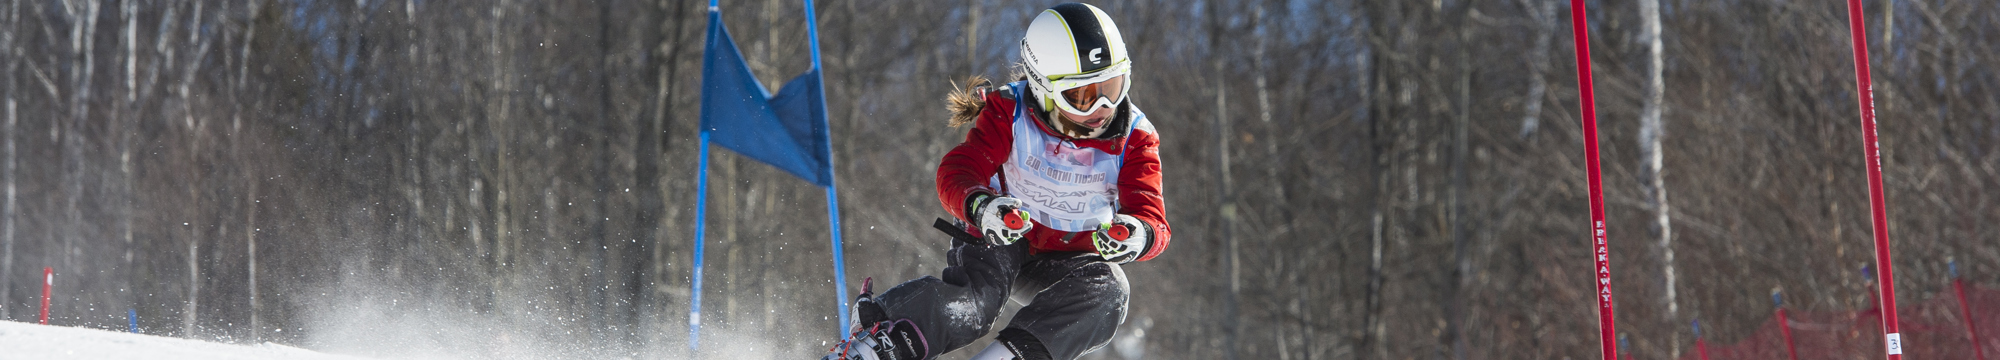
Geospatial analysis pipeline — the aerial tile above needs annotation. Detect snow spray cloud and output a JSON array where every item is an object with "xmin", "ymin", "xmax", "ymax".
[
  {"xmin": 297, "ymin": 263, "xmax": 590, "ymax": 360},
  {"xmin": 294, "ymin": 259, "xmax": 825, "ymax": 359}
]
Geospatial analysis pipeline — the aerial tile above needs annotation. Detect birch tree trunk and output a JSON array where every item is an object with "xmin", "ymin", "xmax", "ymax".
[
  {"xmin": 1, "ymin": 0, "xmax": 18, "ymax": 321},
  {"xmin": 642, "ymin": 1, "xmax": 673, "ymax": 335},
  {"xmin": 1517, "ymin": 0, "xmax": 1556, "ymax": 139},
  {"xmin": 2, "ymin": 99, "xmax": 14, "ymax": 321},
  {"xmin": 181, "ymin": 1, "xmax": 210, "ymax": 338},
  {"xmin": 486, "ymin": 0, "xmax": 517, "ymax": 307},
  {"xmin": 1359, "ymin": 5, "xmax": 1387, "ymax": 355},
  {"xmin": 239, "ymin": 0, "xmax": 262, "ymax": 342},
  {"xmin": 1638, "ymin": 0, "xmax": 1677, "ymax": 357},
  {"xmin": 184, "ymin": 224, "xmax": 198, "ymax": 337},
  {"xmin": 62, "ymin": 0, "xmax": 103, "ymax": 299},
  {"xmin": 118, "ymin": 0, "xmax": 138, "ymax": 320},
  {"xmin": 590, "ymin": 0, "xmax": 615, "ymax": 346},
  {"xmin": 1207, "ymin": 2, "xmax": 1238, "ymax": 358},
  {"xmin": 627, "ymin": 0, "xmax": 674, "ymax": 347},
  {"xmin": 1447, "ymin": 3, "xmax": 1475, "ymax": 358},
  {"xmin": 963, "ymin": 0, "xmax": 979, "ymax": 75},
  {"xmin": 244, "ymin": 179, "xmax": 258, "ymax": 341}
]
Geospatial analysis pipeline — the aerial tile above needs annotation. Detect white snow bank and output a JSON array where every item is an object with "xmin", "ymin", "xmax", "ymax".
[{"xmin": 0, "ymin": 320, "xmax": 370, "ymax": 360}]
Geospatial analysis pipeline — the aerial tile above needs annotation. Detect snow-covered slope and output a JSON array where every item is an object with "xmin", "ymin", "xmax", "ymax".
[{"xmin": 0, "ymin": 320, "xmax": 369, "ymax": 360}]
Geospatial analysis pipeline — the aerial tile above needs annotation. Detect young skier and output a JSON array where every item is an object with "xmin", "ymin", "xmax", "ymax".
[{"xmin": 822, "ymin": 3, "xmax": 1170, "ymax": 360}]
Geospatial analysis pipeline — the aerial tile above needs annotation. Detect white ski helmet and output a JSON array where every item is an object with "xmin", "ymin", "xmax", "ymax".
[{"xmin": 1019, "ymin": 3, "xmax": 1132, "ymax": 120}]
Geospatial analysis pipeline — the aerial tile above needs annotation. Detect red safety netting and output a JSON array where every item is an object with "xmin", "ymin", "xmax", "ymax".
[{"xmin": 1683, "ymin": 281, "xmax": 1999, "ymax": 359}]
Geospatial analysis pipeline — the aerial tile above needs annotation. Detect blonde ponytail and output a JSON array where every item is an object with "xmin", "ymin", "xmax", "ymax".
[{"xmin": 946, "ymin": 76, "xmax": 994, "ymax": 128}]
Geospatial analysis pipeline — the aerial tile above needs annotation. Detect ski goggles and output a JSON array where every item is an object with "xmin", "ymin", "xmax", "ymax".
[{"xmin": 1047, "ymin": 60, "xmax": 1132, "ymax": 117}]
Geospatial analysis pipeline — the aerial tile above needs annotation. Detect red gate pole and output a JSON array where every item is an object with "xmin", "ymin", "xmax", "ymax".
[
  {"xmin": 1695, "ymin": 319, "xmax": 1712, "ymax": 360},
  {"xmin": 1565, "ymin": 1, "xmax": 1617, "ymax": 359},
  {"xmin": 1778, "ymin": 308, "xmax": 1799, "ymax": 360},
  {"xmin": 1955, "ymin": 261, "xmax": 1988, "ymax": 360},
  {"xmin": 1841, "ymin": 0, "xmax": 1905, "ymax": 358},
  {"xmin": 1776, "ymin": 292, "xmax": 1799, "ymax": 360},
  {"xmin": 39, "ymin": 267, "xmax": 51, "ymax": 325},
  {"xmin": 1619, "ymin": 333, "xmax": 1631, "ymax": 360}
]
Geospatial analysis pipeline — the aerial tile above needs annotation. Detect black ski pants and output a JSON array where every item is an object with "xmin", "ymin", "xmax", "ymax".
[{"xmin": 872, "ymin": 237, "xmax": 1129, "ymax": 360}]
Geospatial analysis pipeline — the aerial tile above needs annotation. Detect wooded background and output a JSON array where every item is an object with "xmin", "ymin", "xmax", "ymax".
[{"xmin": 0, "ymin": 0, "xmax": 1996, "ymax": 359}]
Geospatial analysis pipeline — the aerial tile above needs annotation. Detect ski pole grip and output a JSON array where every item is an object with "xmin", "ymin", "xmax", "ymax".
[
  {"xmin": 1106, "ymin": 223, "xmax": 1130, "ymax": 241},
  {"xmin": 1002, "ymin": 208, "xmax": 1028, "ymax": 230}
]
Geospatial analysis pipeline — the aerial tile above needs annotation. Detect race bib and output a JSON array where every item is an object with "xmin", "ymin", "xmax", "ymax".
[{"xmin": 1000, "ymin": 113, "xmax": 1121, "ymax": 232}]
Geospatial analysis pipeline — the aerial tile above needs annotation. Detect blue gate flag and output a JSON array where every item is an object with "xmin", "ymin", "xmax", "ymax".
[
  {"xmin": 700, "ymin": 9, "xmax": 832, "ymax": 187},
  {"xmin": 692, "ymin": 0, "xmax": 850, "ymax": 352}
]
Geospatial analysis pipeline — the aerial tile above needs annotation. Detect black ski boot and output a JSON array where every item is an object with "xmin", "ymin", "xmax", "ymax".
[{"xmin": 822, "ymin": 278, "xmax": 929, "ymax": 360}]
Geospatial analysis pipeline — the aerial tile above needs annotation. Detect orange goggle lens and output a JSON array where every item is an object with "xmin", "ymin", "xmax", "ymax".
[{"xmin": 1059, "ymin": 75, "xmax": 1127, "ymax": 113}]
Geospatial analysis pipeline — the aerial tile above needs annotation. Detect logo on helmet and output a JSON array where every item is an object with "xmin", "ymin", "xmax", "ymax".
[
  {"xmin": 1021, "ymin": 40, "xmax": 1040, "ymax": 64},
  {"xmin": 1089, "ymin": 48, "xmax": 1103, "ymax": 64}
]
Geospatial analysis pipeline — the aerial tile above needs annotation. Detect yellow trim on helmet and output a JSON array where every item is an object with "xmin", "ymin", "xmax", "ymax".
[{"xmin": 1047, "ymin": 9, "xmax": 1082, "ymax": 74}]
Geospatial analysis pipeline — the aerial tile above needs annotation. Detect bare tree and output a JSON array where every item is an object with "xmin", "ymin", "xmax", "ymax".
[
  {"xmin": 1516, "ymin": 0, "xmax": 1556, "ymax": 139},
  {"xmin": 2, "ymin": 99, "xmax": 13, "ymax": 321},
  {"xmin": 60, "ymin": 0, "xmax": 103, "ymax": 298},
  {"xmin": 1636, "ymin": 0, "xmax": 1676, "ymax": 357},
  {"xmin": 1446, "ymin": 2, "xmax": 1476, "ymax": 358},
  {"xmin": 1359, "ymin": 1, "xmax": 1388, "ymax": 357},
  {"xmin": 590, "ymin": 0, "xmax": 616, "ymax": 347},
  {"xmin": 1206, "ymin": 2, "xmax": 1239, "ymax": 359},
  {"xmin": 116, "ymin": 0, "xmax": 139, "ymax": 323},
  {"xmin": 179, "ymin": 1, "xmax": 211, "ymax": 338},
  {"xmin": 232, "ymin": 0, "xmax": 264, "ymax": 342},
  {"xmin": 0, "ymin": 0, "xmax": 18, "ymax": 322}
]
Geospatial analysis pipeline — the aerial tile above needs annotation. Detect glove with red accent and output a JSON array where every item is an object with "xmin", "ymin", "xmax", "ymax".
[
  {"xmin": 1093, "ymin": 214, "xmax": 1150, "ymax": 264},
  {"xmin": 967, "ymin": 193, "xmax": 1033, "ymax": 246}
]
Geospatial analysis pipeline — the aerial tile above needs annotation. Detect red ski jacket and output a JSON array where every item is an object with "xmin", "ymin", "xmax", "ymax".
[{"xmin": 936, "ymin": 82, "xmax": 1171, "ymax": 262}]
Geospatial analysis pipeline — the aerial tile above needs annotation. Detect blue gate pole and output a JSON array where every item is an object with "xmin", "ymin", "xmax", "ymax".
[
  {"xmin": 694, "ymin": 1, "xmax": 719, "ymax": 354},
  {"xmin": 689, "ymin": 132, "xmax": 712, "ymax": 353},
  {"xmin": 824, "ymin": 186, "xmax": 849, "ymax": 336},
  {"xmin": 801, "ymin": 0, "xmax": 850, "ymax": 338}
]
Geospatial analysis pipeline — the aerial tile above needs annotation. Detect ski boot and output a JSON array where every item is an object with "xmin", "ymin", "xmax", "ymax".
[{"xmin": 822, "ymin": 278, "xmax": 929, "ymax": 360}]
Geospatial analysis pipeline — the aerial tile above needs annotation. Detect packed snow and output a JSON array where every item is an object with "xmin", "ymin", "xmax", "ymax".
[{"xmin": 0, "ymin": 320, "xmax": 368, "ymax": 360}]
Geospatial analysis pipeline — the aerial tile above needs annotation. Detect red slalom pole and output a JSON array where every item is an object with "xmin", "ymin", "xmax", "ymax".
[
  {"xmin": 1778, "ymin": 308, "xmax": 1800, "ymax": 360},
  {"xmin": 1566, "ymin": 1, "xmax": 1617, "ymax": 359},
  {"xmin": 1842, "ymin": 0, "xmax": 1904, "ymax": 358},
  {"xmin": 39, "ymin": 267, "xmax": 52, "ymax": 325},
  {"xmin": 1774, "ymin": 291, "xmax": 1801, "ymax": 360},
  {"xmin": 1695, "ymin": 319, "xmax": 1712, "ymax": 360},
  {"xmin": 1957, "ymin": 276, "xmax": 1988, "ymax": 360}
]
